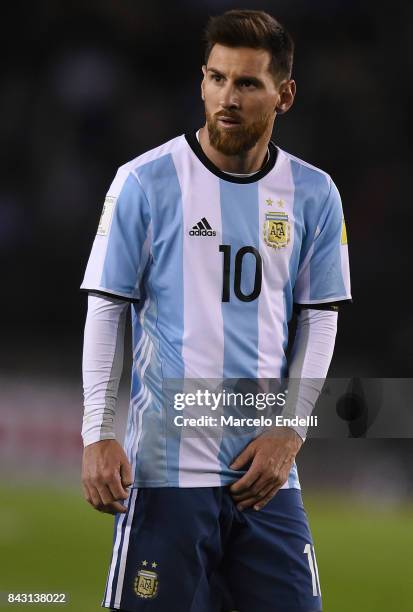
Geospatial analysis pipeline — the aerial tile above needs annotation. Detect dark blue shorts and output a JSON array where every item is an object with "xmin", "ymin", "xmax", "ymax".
[{"xmin": 102, "ymin": 487, "xmax": 322, "ymax": 612}]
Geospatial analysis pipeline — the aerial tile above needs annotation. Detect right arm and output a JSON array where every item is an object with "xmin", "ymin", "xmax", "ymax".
[
  {"xmin": 79, "ymin": 167, "xmax": 152, "ymax": 513},
  {"xmin": 81, "ymin": 293, "xmax": 133, "ymax": 514}
]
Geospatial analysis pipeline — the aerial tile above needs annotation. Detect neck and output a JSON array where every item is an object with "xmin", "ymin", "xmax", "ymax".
[{"xmin": 198, "ymin": 123, "xmax": 272, "ymax": 174}]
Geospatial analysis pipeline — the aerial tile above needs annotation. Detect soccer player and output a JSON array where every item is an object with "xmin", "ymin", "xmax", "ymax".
[{"xmin": 80, "ymin": 9, "xmax": 351, "ymax": 612}]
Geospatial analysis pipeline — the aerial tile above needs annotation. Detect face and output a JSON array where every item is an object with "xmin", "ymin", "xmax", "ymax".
[{"xmin": 201, "ymin": 44, "xmax": 295, "ymax": 156}]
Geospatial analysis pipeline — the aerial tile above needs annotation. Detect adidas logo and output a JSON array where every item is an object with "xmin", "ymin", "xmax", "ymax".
[{"xmin": 189, "ymin": 217, "xmax": 216, "ymax": 237}]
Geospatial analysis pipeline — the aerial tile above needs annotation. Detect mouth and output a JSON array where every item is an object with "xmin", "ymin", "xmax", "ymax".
[{"xmin": 216, "ymin": 116, "xmax": 242, "ymax": 128}]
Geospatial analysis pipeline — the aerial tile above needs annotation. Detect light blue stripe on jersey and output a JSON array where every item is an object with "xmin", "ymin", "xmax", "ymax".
[
  {"xmin": 309, "ymin": 180, "xmax": 346, "ymax": 300},
  {"xmin": 220, "ymin": 180, "xmax": 260, "ymax": 378},
  {"xmin": 290, "ymin": 160, "xmax": 346, "ymax": 301},
  {"xmin": 280, "ymin": 159, "xmax": 321, "ymax": 375},
  {"xmin": 100, "ymin": 173, "xmax": 150, "ymax": 297},
  {"xmin": 134, "ymin": 301, "xmax": 168, "ymax": 485},
  {"xmin": 136, "ymin": 155, "xmax": 184, "ymax": 486},
  {"xmin": 218, "ymin": 180, "xmax": 260, "ymax": 484},
  {"xmin": 128, "ymin": 302, "xmax": 167, "ymax": 485},
  {"xmin": 130, "ymin": 301, "xmax": 146, "ymax": 398},
  {"xmin": 124, "ymin": 303, "xmax": 146, "ymax": 474},
  {"xmin": 290, "ymin": 160, "xmax": 326, "ymax": 276},
  {"xmin": 288, "ymin": 462, "xmax": 300, "ymax": 488}
]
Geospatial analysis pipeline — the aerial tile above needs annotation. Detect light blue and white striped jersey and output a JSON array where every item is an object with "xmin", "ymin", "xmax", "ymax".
[{"xmin": 81, "ymin": 131, "xmax": 351, "ymax": 488}]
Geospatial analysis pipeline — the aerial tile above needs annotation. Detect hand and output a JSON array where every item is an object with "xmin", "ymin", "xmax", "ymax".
[
  {"xmin": 229, "ymin": 427, "xmax": 303, "ymax": 511},
  {"xmin": 81, "ymin": 439, "xmax": 133, "ymax": 514}
]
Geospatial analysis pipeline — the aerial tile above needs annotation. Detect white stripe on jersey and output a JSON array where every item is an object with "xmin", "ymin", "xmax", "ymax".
[
  {"xmin": 257, "ymin": 150, "xmax": 294, "ymax": 378},
  {"xmin": 173, "ymin": 147, "xmax": 225, "ymax": 379},
  {"xmin": 173, "ymin": 145, "xmax": 225, "ymax": 486}
]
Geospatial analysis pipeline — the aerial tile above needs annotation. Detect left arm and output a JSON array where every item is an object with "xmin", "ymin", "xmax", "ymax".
[
  {"xmin": 230, "ymin": 176, "xmax": 351, "ymax": 511},
  {"xmin": 229, "ymin": 307, "xmax": 338, "ymax": 511}
]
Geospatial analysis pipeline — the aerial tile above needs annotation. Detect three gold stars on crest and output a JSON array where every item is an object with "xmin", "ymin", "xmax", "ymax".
[{"xmin": 266, "ymin": 198, "xmax": 285, "ymax": 207}]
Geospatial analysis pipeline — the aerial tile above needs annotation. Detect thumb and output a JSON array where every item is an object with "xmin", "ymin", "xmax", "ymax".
[
  {"xmin": 230, "ymin": 443, "xmax": 255, "ymax": 470},
  {"xmin": 120, "ymin": 460, "xmax": 133, "ymax": 488}
]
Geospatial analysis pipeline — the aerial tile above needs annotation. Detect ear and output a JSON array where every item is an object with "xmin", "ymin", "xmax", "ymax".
[
  {"xmin": 275, "ymin": 79, "xmax": 296, "ymax": 114},
  {"xmin": 201, "ymin": 64, "xmax": 207, "ymax": 101}
]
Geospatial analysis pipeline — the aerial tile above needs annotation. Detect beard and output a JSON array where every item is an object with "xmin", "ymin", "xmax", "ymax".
[{"xmin": 205, "ymin": 108, "xmax": 272, "ymax": 156}]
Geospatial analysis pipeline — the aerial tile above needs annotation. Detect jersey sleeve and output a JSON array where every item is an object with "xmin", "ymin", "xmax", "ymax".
[
  {"xmin": 293, "ymin": 178, "xmax": 351, "ymax": 305},
  {"xmin": 80, "ymin": 167, "xmax": 151, "ymax": 301}
]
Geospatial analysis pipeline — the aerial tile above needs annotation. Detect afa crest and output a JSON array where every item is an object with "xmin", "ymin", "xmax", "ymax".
[
  {"xmin": 264, "ymin": 212, "xmax": 290, "ymax": 249},
  {"xmin": 134, "ymin": 564, "xmax": 159, "ymax": 599}
]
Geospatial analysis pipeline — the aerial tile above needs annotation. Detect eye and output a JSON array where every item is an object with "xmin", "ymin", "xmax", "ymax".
[
  {"xmin": 240, "ymin": 80, "xmax": 255, "ymax": 88},
  {"xmin": 211, "ymin": 74, "xmax": 222, "ymax": 82}
]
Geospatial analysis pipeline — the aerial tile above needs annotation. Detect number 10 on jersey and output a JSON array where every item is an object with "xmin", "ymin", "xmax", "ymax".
[{"xmin": 219, "ymin": 244, "xmax": 262, "ymax": 303}]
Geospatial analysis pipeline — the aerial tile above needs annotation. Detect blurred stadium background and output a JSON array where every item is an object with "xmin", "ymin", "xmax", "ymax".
[{"xmin": 1, "ymin": 0, "xmax": 412, "ymax": 610}]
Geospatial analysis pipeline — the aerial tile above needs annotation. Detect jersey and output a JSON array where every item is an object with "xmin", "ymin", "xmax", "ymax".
[{"xmin": 80, "ymin": 130, "xmax": 352, "ymax": 487}]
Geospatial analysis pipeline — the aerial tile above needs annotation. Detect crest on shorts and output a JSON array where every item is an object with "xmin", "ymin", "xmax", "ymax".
[
  {"xmin": 263, "ymin": 211, "xmax": 290, "ymax": 249},
  {"xmin": 134, "ymin": 561, "xmax": 159, "ymax": 599}
]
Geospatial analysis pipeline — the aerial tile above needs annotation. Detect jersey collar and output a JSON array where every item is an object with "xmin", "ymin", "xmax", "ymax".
[{"xmin": 184, "ymin": 130, "xmax": 278, "ymax": 184}]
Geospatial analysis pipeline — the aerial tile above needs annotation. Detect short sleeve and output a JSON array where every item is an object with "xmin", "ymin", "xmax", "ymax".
[
  {"xmin": 80, "ymin": 168, "xmax": 151, "ymax": 302},
  {"xmin": 294, "ymin": 178, "xmax": 351, "ymax": 304}
]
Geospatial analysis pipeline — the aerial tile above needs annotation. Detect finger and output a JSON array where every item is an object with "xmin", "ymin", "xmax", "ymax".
[
  {"xmin": 82, "ymin": 482, "xmax": 91, "ymax": 503},
  {"xmin": 85, "ymin": 485, "xmax": 128, "ymax": 514},
  {"xmin": 107, "ymin": 473, "xmax": 130, "ymax": 501},
  {"xmin": 120, "ymin": 460, "xmax": 133, "ymax": 488},
  {"xmin": 96, "ymin": 484, "xmax": 116, "ymax": 506},
  {"xmin": 229, "ymin": 456, "xmax": 264, "ymax": 494},
  {"xmin": 230, "ymin": 474, "xmax": 273, "ymax": 502},
  {"xmin": 230, "ymin": 443, "xmax": 255, "ymax": 471},
  {"xmin": 85, "ymin": 482, "xmax": 105, "ymax": 509},
  {"xmin": 85, "ymin": 480, "xmax": 110, "ymax": 509},
  {"xmin": 99, "ymin": 501, "xmax": 128, "ymax": 515},
  {"xmin": 235, "ymin": 481, "xmax": 277, "ymax": 511},
  {"xmin": 253, "ymin": 485, "xmax": 281, "ymax": 511},
  {"xmin": 229, "ymin": 468, "xmax": 261, "ymax": 495}
]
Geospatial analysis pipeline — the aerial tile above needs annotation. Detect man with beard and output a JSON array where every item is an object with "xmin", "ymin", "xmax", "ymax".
[{"xmin": 80, "ymin": 9, "xmax": 351, "ymax": 612}]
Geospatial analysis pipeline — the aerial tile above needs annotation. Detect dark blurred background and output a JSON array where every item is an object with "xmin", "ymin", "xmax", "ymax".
[
  {"xmin": 1, "ymin": 0, "xmax": 412, "ymax": 378},
  {"xmin": 0, "ymin": 2, "xmax": 412, "ymax": 610}
]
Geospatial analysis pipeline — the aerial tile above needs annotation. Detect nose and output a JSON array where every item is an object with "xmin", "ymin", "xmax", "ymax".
[{"xmin": 219, "ymin": 82, "xmax": 240, "ymax": 110}]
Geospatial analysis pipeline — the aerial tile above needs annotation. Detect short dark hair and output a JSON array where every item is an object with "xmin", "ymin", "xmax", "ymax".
[{"xmin": 204, "ymin": 9, "xmax": 294, "ymax": 82}]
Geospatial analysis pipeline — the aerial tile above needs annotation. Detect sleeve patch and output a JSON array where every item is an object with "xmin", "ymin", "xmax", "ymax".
[
  {"xmin": 97, "ymin": 196, "xmax": 116, "ymax": 236},
  {"xmin": 341, "ymin": 217, "xmax": 348, "ymax": 245}
]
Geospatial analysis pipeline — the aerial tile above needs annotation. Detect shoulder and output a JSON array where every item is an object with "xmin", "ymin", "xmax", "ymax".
[
  {"xmin": 106, "ymin": 134, "xmax": 186, "ymax": 197},
  {"xmin": 277, "ymin": 146, "xmax": 334, "ymax": 200},
  {"xmin": 118, "ymin": 134, "xmax": 187, "ymax": 177}
]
